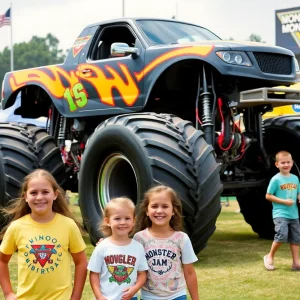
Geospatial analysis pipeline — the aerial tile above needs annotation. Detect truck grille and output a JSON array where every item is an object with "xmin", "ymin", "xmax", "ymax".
[{"xmin": 253, "ymin": 52, "xmax": 292, "ymax": 75}]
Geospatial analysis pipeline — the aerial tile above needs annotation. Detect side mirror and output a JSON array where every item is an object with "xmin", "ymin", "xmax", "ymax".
[{"xmin": 110, "ymin": 42, "xmax": 140, "ymax": 58}]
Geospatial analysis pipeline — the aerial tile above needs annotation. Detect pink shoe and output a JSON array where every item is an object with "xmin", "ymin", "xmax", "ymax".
[{"xmin": 263, "ymin": 255, "xmax": 275, "ymax": 271}]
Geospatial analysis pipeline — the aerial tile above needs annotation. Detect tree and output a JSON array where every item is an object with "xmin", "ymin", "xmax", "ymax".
[
  {"xmin": 248, "ymin": 34, "xmax": 265, "ymax": 43},
  {"xmin": 0, "ymin": 34, "xmax": 66, "ymax": 96}
]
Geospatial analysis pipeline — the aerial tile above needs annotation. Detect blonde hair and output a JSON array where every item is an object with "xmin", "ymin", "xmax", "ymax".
[
  {"xmin": 100, "ymin": 197, "xmax": 135, "ymax": 237},
  {"xmin": 134, "ymin": 185, "xmax": 184, "ymax": 234},
  {"xmin": 0, "ymin": 169, "xmax": 84, "ymax": 239},
  {"xmin": 275, "ymin": 150, "xmax": 292, "ymax": 162}
]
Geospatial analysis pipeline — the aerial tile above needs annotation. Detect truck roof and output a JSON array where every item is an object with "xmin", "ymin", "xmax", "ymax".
[{"xmin": 83, "ymin": 17, "xmax": 204, "ymax": 30}]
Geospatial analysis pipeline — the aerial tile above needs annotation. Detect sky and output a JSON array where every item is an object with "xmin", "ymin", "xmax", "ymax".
[{"xmin": 0, "ymin": 0, "xmax": 300, "ymax": 52}]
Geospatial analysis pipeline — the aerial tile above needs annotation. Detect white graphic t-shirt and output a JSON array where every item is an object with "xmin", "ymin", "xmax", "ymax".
[
  {"xmin": 133, "ymin": 229, "xmax": 198, "ymax": 300},
  {"xmin": 88, "ymin": 238, "xmax": 148, "ymax": 300}
]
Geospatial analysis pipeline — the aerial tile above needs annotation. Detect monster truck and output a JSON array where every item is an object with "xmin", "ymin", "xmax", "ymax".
[{"xmin": 1, "ymin": 18, "xmax": 300, "ymax": 252}]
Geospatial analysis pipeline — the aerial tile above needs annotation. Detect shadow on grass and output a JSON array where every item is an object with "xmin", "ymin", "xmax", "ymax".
[
  {"xmin": 197, "ymin": 201, "xmax": 275, "ymax": 268},
  {"xmin": 212, "ymin": 231, "xmax": 260, "ymax": 241}
]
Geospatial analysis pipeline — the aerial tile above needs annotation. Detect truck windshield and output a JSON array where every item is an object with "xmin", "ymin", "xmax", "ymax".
[{"xmin": 136, "ymin": 20, "xmax": 221, "ymax": 45}]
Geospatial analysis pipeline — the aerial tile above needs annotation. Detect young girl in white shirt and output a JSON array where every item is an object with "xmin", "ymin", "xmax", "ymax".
[
  {"xmin": 88, "ymin": 197, "xmax": 148, "ymax": 300},
  {"xmin": 134, "ymin": 185, "xmax": 199, "ymax": 300}
]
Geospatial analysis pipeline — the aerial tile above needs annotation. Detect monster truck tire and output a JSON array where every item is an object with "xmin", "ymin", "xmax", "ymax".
[
  {"xmin": 237, "ymin": 115, "xmax": 300, "ymax": 239},
  {"xmin": 79, "ymin": 113, "xmax": 223, "ymax": 253},
  {"xmin": 0, "ymin": 123, "xmax": 65, "ymax": 209},
  {"xmin": 237, "ymin": 189, "xmax": 274, "ymax": 239}
]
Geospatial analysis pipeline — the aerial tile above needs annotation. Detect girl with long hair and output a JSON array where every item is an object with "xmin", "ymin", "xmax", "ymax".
[
  {"xmin": 0, "ymin": 169, "xmax": 87, "ymax": 300},
  {"xmin": 134, "ymin": 185, "xmax": 199, "ymax": 300}
]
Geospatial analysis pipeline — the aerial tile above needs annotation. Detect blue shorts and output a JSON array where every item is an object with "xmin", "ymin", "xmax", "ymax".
[
  {"xmin": 273, "ymin": 217, "xmax": 300, "ymax": 244},
  {"xmin": 141, "ymin": 296, "xmax": 186, "ymax": 300}
]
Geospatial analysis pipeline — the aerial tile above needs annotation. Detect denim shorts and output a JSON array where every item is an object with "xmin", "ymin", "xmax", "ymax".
[{"xmin": 273, "ymin": 217, "xmax": 300, "ymax": 244}]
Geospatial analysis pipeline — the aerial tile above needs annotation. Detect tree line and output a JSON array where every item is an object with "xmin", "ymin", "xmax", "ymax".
[{"xmin": 0, "ymin": 33, "xmax": 66, "ymax": 96}]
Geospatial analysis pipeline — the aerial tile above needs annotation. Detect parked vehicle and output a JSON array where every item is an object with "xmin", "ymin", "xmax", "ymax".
[
  {"xmin": 0, "ymin": 92, "xmax": 47, "ymax": 127},
  {"xmin": 263, "ymin": 83, "xmax": 300, "ymax": 118},
  {"xmin": 1, "ymin": 18, "xmax": 300, "ymax": 252}
]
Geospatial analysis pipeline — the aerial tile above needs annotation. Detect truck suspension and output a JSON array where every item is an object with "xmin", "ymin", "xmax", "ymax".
[
  {"xmin": 58, "ymin": 116, "xmax": 67, "ymax": 146},
  {"xmin": 200, "ymin": 65, "xmax": 214, "ymax": 145}
]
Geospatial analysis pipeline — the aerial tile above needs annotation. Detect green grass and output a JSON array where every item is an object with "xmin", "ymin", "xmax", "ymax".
[
  {"xmin": 200, "ymin": 201, "xmax": 300, "ymax": 300},
  {"xmin": 2, "ymin": 200, "xmax": 300, "ymax": 299}
]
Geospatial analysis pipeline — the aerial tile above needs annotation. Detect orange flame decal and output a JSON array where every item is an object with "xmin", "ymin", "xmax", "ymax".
[
  {"xmin": 78, "ymin": 63, "xmax": 139, "ymax": 106},
  {"xmin": 7, "ymin": 45, "xmax": 214, "ymax": 111},
  {"xmin": 9, "ymin": 66, "xmax": 80, "ymax": 98},
  {"xmin": 135, "ymin": 45, "xmax": 214, "ymax": 81}
]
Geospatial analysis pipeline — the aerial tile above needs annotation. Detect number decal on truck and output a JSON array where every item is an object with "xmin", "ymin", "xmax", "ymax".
[{"xmin": 63, "ymin": 83, "xmax": 88, "ymax": 112}]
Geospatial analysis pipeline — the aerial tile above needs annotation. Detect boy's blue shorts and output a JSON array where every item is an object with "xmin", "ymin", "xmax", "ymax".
[{"xmin": 274, "ymin": 217, "xmax": 300, "ymax": 244}]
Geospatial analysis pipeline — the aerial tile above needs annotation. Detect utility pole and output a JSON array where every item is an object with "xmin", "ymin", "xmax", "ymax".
[
  {"xmin": 122, "ymin": 0, "xmax": 125, "ymax": 17},
  {"xmin": 172, "ymin": 1, "xmax": 178, "ymax": 19},
  {"xmin": 10, "ymin": 3, "xmax": 14, "ymax": 71}
]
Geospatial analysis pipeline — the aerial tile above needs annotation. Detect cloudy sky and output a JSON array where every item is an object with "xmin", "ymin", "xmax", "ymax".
[{"xmin": 0, "ymin": 0, "xmax": 300, "ymax": 52}]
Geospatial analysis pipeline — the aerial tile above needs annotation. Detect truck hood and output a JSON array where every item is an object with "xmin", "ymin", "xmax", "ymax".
[{"xmin": 151, "ymin": 40, "xmax": 294, "ymax": 56}]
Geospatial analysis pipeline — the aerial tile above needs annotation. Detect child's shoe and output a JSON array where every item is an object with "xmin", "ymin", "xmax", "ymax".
[
  {"xmin": 291, "ymin": 264, "xmax": 300, "ymax": 271},
  {"xmin": 263, "ymin": 255, "xmax": 275, "ymax": 271}
]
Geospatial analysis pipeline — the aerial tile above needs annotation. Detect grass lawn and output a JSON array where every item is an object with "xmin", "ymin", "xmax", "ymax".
[{"xmin": 2, "ymin": 199, "xmax": 300, "ymax": 299}]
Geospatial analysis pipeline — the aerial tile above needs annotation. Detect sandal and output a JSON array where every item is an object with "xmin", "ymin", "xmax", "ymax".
[{"xmin": 291, "ymin": 265, "xmax": 300, "ymax": 271}]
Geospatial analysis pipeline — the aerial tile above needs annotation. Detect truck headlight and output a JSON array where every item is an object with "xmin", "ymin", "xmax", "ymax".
[
  {"xmin": 216, "ymin": 51, "xmax": 252, "ymax": 66},
  {"xmin": 293, "ymin": 57, "xmax": 300, "ymax": 74}
]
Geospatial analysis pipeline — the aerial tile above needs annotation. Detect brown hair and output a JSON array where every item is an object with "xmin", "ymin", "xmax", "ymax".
[
  {"xmin": 0, "ymin": 169, "xmax": 84, "ymax": 239},
  {"xmin": 100, "ymin": 197, "xmax": 135, "ymax": 237},
  {"xmin": 134, "ymin": 185, "xmax": 184, "ymax": 234}
]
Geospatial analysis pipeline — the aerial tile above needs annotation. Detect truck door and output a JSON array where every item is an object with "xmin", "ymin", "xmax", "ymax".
[{"xmin": 77, "ymin": 23, "xmax": 145, "ymax": 116}]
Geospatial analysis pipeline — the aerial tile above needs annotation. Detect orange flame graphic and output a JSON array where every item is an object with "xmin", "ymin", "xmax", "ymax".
[
  {"xmin": 78, "ymin": 63, "xmax": 139, "ymax": 106},
  {"xmin": 134, "ymin": 45, "xmax": 214, "ymax": 81},
  {"xmin": 8, "ymin": 45, "xmax": 214, "ymax": 111},
  {"xmin": 9, "ymin": 66, "xmax": 80, "ymax": 98}
]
